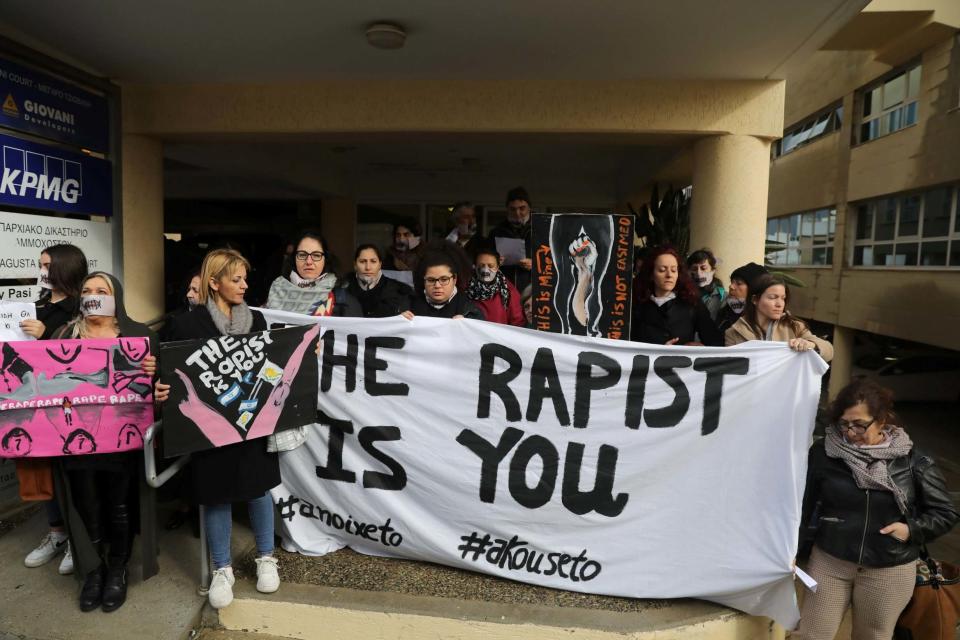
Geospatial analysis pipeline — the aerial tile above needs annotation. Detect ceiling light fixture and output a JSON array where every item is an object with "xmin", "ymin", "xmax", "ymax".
[{"xmin": 366, "ymin": 22, "xmax": 407, "ymax": 50}]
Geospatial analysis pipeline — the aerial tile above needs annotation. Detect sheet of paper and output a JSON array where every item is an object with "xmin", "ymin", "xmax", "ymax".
[
  {"xmin": 495, "ymin": 237, "xmax": 527, "ymax": 266},
  {"xmin": 795, "ymin": 566, "xmax": 818, "ymax": 592},
  {"xmin": 0, "ymin": 301, "xmax": 36, "ymax": 341},
  {"xmin": 382, "ymin": 270, "xmax": 414, "ymax": 288}
]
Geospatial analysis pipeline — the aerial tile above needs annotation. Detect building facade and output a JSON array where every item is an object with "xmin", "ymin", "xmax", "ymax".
[{"xmin": 768, "ymin": 0, "xmax": 960, "ymax": 394}]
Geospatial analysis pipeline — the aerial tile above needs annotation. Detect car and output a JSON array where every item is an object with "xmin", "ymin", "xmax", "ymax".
[{"xmin": 851, "ymin": 354, "xmax": 960, "ymax": 403}]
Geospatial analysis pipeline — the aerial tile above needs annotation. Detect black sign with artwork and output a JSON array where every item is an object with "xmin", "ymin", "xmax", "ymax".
[
  {"xmin": 159, "ymin": 324, "xmax": 319, "ymax": 457},
  {"xmin": 531, "ymin": 213, "xmax": 634, "ymax": 340}
]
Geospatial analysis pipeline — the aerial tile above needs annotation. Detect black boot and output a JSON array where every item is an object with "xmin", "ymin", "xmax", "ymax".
[
  {"xmin": 101, "ymin": 562, "xmax": 128, "ymax": 612},
  {"xmin": 79, "ymin": 565, "xmax": 105, "ymax": 612}
]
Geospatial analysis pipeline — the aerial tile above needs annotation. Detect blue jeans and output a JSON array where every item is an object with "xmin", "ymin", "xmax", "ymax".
[{"xmin": 205, "ymin": 492, "xmax": 275, "ymax": 570}]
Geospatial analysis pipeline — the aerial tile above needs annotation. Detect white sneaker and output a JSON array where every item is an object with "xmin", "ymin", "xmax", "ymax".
[
  {"xmin": 208, "ymin": 566, "xmax": 235, "ymax": 609},
  {"xmin": 58, "ymin": 542, "xmax": 74, "ymax": 575},
  {"xmin": 24, "ymin": 531, "xmax": 67, "ymax": 568},
  {"xmin": 255, "ymin": 555, "xmax": 280, "ymax": 594}
]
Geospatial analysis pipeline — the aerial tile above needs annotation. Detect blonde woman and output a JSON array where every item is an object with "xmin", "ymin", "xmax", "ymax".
[
  {"xmin": 154, "ymin": 249, "xmax": 281, "ymax": 610},
  {"xmin": 52, "ymin": 272, "xmax": 157, "ymax": 613}
]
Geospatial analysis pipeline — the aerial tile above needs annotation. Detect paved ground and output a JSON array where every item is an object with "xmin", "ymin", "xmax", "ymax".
[{"xmin": 0, "ymin": 501, "xmax": 253, "ymax": 640}]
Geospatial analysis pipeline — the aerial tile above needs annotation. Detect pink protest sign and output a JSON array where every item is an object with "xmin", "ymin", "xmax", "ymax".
[{"xmin": 0, "ymin": 337, "xmax": 153, "ymax": 458}]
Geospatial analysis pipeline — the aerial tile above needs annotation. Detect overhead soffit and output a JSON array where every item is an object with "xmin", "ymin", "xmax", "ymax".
[{"xmin": 1, "ymin": 0, "xmax": 868, "ymax": 83}]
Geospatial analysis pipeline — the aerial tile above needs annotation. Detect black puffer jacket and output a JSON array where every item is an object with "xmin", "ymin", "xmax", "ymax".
[{"xmin": 800, "ymin": 439, "xmax": 959, "ymax": 567}]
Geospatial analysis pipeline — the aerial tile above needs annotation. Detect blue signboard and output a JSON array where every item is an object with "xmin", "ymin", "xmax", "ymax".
[
  {"xmin": 0, "ymin": 132, "xmax": 112, "ymax": 216},
  {"xmin": 0, "ymin": 56, "xmax": 109, "ymax": 152}
]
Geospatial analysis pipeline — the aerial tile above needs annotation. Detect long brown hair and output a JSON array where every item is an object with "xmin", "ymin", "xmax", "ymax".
[{"xmin": 742, "ymin": 274, "xmax": 807, "ymax": 336}]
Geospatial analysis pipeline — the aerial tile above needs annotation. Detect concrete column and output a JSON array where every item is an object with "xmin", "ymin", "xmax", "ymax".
[
  {"xmin": 320, "ymin": 197, "xmax": 356, "ymax": 266},
  {"xmin": 689, "ymin": 135, "xmax": 771, "ymax": 280},
  {"xmin": 120, "ymin": 134, "xmax": 164, "ymax": 322},
  {"xmin": 828, "ymin": 325, "xmax": 855, "ymax": 399}
]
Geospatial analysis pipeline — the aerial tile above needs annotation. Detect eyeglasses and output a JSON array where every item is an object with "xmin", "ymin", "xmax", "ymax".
[
  {"xmin": 295, "ymin": 251, "xmax": 326, "ymax": 262},
  {"xmin": 425, "ymin": 275, "xmax": 454, "ymax": 286},
  {"xmin": 835, "ymin": 418, "xmax": 876, "ymax": 435}
]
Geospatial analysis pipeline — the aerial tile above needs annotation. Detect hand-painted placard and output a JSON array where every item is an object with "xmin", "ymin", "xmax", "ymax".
[
  {"xmin": 0, "ymin": 133, "xmax": 113, "ymax": 216},
  {"xmin": 532, "ymin": 213, "xmax": 634, "ymax": 340},
  {"xmin": 0, "ymin": 56, "xmax": 110, "ymax": 152},
  {"xmin": 159, "ymin": 324, "xmax": 320, "ymax": 458},
  {"xmin": 0, "ymin": 337, "xmax": 153, "ymax": 458}
]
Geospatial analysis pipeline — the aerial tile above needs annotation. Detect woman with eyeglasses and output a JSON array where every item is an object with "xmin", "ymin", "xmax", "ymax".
[
  {"xmin": 724, "ymin": 273, "xmax": 833, "ymax": 360},
  {"xmin": 402, "ymin": 245, "xmax": 482, "ymax": 320},
  {"xmin": 265, "ymin": 231, "xmax": 361, "ymax": 318},
  {"xmin": 793, "ymin": 378, "xmax": 958, "ymax": 639}
]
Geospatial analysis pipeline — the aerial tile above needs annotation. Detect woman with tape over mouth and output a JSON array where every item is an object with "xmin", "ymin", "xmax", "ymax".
[
  {"xmin": 631, "ymin": 245, "xmax": 722, "ymax": 346},
  {"xmin": 466, "ymin": 243, "xmax": 525, "ymax": 326},
  {"xmin": 686, "ymin": 248, "xmax": 726, "ymax": 323},
  {"xmin": 724, "ymin": 273, "xmax": 833, "ymax": 360},
  {"xmin": 19, "ymin": 244, "xmax": 88, "ymax": 578},
  {"xmin": 51, "ymin": 271, "xmax": 158, "ymax": 614},
  {"xmin": 340, "ymin": 244, "xmax": 412, "ymax": 318},
  {"xmin": 155, "ymin": 248, "xmax": 283, "ymax": 611},
  {"xmin": 401, "ymin": 243, "xmax": 483, "ymax": 321}
]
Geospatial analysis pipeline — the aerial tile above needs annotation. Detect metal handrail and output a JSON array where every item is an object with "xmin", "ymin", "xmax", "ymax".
[
  {"xmin": 143, "ymin": 420, "xmax": 190, "ymax": 488},
  {"xmin": 142, "ymin": 420, "xmax": 210, "ymax": 593}
]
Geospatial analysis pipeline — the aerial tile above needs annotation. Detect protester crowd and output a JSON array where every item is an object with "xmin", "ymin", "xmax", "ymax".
[{"xmin": 9, "ymin": 185, "xmax": 957, "ymax": 639}]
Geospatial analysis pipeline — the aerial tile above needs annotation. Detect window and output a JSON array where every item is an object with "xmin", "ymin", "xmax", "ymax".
[
  {"xmin": 857, "ymin": 62, "xmax": 921, "ymax": 144},
  {"xmin": 852, "ymin": 185, "xmax": 960, "ymax": 267},
  {"xmin": 766, "ymin": 208, "xmax": 836, "ymax": 266},
  {"xmin": 774, "ymin": 103, "xmax": 843, "ymax": 157}
]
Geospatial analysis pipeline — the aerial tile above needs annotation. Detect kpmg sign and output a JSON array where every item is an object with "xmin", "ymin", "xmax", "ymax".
[
  {"xmin": 0, "ymin": 132, "xmax": 112, "ymax": 216},
  {"xmin": 0, "ymin": 56, "xmax": 109, "ymax": 152}
]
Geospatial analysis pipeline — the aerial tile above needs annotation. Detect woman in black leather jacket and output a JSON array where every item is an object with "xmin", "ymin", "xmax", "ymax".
[{"xmin": 794, "ymin": 378, "xmax": 959, "ymax": 640}]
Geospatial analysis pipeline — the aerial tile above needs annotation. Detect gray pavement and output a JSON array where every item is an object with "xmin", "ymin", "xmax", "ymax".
[{"xmin": 0, "ymin": 502, "xmax": 255, "ymax": 640}]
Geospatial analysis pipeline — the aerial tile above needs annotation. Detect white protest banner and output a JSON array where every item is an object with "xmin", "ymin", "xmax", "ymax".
[
  {"xmin": 0, "ymin": 301, "xmax": 36, "ymax": 341},
  {"xmin": 0, "ymin": 211, "xmax": 113, "ymax": 303},
  {"xmin": 259, "ymin": 310, "xmax": 827, "ymax": 627}
]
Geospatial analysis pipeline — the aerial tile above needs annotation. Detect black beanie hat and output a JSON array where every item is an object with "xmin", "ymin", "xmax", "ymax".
[{"xmin": 729, "ymin": 262, "xmax": 768, "ymax": 288}]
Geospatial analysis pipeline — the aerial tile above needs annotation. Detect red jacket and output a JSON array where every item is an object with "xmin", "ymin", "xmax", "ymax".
[{"xmin": 473, "ymin": 279, "xmax": 525, "ymax": 326}]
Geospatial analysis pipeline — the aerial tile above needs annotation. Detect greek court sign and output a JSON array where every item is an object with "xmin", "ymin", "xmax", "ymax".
[
  {"xmin": 261, "ymin": 310, "xmax": 827, "ymax": 627},
  {"xmin": 0, "ymin": 210, "xmax": 113, "ymax": 302}
]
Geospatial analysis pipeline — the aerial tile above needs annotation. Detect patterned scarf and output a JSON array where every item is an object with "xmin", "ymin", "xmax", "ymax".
[
  {"xmin": 468, "ymin": 269, "xmax": 511, "ymax": 309},
  {"xmin": 824, "ymin": 425, "xmax": 913, "ymax": 514}
]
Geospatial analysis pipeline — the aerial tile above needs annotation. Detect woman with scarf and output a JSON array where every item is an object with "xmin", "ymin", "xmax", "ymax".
[
  {"xmin": 725, "ymin": 273, "xmax": 833, "ymax": 360},
  {"xmin": 686, "ymin": 248, "xmax": 726, "ymax": 322},
  {"xmin": 265, "ymin": 231, "xmax": 361, "ymax": 318},
  {"xmin": 19, "ymin": 244, "xmax": 89, "ymax": 576},
  {"xmin": 467, "ymin": 245, "xmax": 525, "ymax": 326},
  {"xmin": 341, "ymin": 244, "xmax": 412, "ymax": 318},
  {"xmin": 794, "ymin": 378, "xmax": 958, "ymax": 639},
  {"xmin": 715, "ymin": 262, "xmax": 767, "ymax": 334},
  {"xmin": 52, "ymin": 272, "xmax": 157, "ymax": 613},
  {"xmin": 631, "ymin": 245, "xmax": 722, "ymax": 346},
  {"xmin": 156, "ymin": 249, "xmax": 282, "ymax": 610},
  {"xmin": 403, "ymin": 244, "xmax": 483, "ymax": 320}
]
